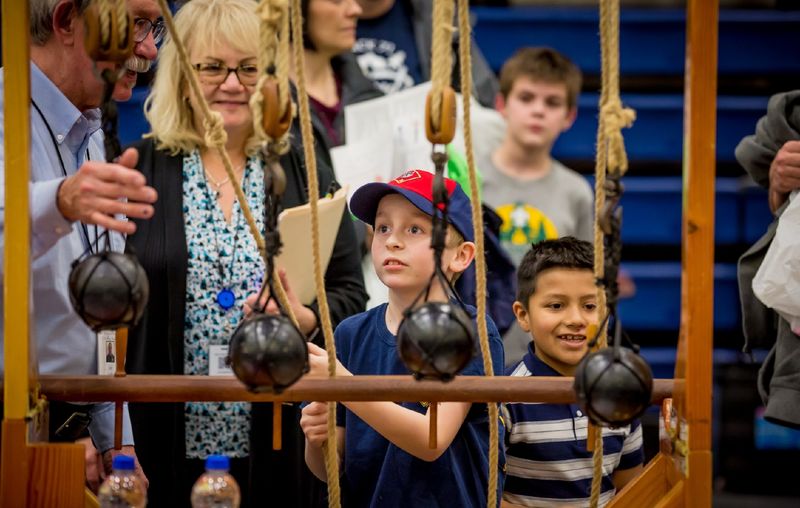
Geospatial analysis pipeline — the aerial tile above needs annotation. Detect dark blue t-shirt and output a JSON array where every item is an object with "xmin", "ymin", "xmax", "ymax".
[
  {"xmin": 353, "ymin": 0, "xmax": 422, "ymax": 94},
  {"xmin": 334, "ymin": 303, "xmax": 506, "ymax": 507}
]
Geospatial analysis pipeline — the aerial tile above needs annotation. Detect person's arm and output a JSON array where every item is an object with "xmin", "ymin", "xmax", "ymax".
[
  {"xmin": 88, "ymin": 402, "xmax": 149, "ymax": 487},
  {"xmin": 307, "ymin": 343, "xmax": 472, "ymax": 462},
  {"xmin": 301, "ymin": 401, "xmax": 345, "ymax": 482},
  {"xmin": 612, "ymin": 464, "xmax": 643, "ymax": 492}
]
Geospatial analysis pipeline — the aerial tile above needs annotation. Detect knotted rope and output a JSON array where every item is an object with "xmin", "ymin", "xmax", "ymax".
[
  {"xmin": 289, "ymin": 0, "xmax": 341, "ymax": 506},
  {"xmin": 456, "ymin": 1, "xmax": 498, "ymax": 507},
  {"xmin": 590, "ymin": 0, "xmax": 634, "ymax": 506},
  {"xmin": 154, "ymin": 0, "xmax": 298, "ymax": 328}
]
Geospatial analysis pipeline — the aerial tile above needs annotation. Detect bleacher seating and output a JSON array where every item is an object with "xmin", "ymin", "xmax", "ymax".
[
  {"xmin": 472, "ymin": 7, "xmax": 800, "ymax": 78},
  {"xmin": 557, "ymin": 94, "xmax": 769, "ymax": 163}
]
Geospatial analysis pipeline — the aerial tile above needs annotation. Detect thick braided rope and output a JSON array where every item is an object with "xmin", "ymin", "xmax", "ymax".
[
  {"xmin": 456, "ymin": 1, "xmax": 497, "ymax": 507},
  {"xmin": 154, "ymin": 0, "xmax": 298, "ymax": 328},
  {"xmin": 98, "ymin": 0, "xmax": 111, "ymax": 48},
  {"xmin": 430, "ymin": 0, "xmax": 455, "ymax": 132},
  {"xmin": 251, "ymin": 0, "xmax": 293, "ymax": 154},
  {"xmin": 590, "ymin": 424, "xmax": 604, "ymax": 507},
  {"xmin": 114, "ymin": 0, "xmax": 127, "ymax": 46},
  {"xmin": 289, "ymin": 1, "xmax": 341, "ymax": 506},
  {"xmin": 590, "ymin": 1, "xmax": 633, "ymax": 507}
]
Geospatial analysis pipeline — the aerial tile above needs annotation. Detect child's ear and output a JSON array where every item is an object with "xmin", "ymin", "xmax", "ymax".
[
  {"xmin": 495, "ymin": 93, "xmax": 507, "ymax": 116},
  {"xmin": 512, "ymin": 301, "xmax": 531, "ymax": 333},
  {"xmin": 447, "ymin": 241, "xmax": 476, "ymax": 275},
  {"xmin": 562, "ymin": 106, "xmax": 578, "ymax": 131}
]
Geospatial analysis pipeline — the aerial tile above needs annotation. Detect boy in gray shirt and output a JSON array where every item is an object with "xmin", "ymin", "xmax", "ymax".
[{"xmin": 480, "ymin": 47, "xmax": 593, "ymax": 365}]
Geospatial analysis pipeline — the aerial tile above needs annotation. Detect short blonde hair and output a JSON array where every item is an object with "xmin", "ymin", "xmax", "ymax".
[{"xmin": 145, "ymin": 0, "xmax": 265, "ymax": 155}]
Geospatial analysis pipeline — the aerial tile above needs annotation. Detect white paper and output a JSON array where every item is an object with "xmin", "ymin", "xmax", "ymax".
[{"xmin": 340, "ymin": 81, "xmax": 506, "ymax": 187}]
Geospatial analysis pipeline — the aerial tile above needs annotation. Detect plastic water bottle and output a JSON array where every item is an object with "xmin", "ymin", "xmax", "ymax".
[
  {"xmin": 98, "ymin": 454, "xmax": 147, "ymax": 508},
  {"xmin": 190, "ymin": 455, "xmax": 241, "ymax": 508}
]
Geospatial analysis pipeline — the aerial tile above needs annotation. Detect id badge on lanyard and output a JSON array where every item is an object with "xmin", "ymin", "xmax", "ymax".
[{"xmin": 97, "ymin": 330, "xmax": 116, "ymax": 375}]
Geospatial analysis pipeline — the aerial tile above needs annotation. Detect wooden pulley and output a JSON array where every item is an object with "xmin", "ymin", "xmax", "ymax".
[
  {"xmin": 261, "ymin": 79, "xmax": 293, "ymax": 139},
  {"xmin": 425, "ymin": 86, "xmax": 457, "ymax": 145},
  {"xmin": 82, "ymin": 0, "xmax": 135, "ymax": 63}
]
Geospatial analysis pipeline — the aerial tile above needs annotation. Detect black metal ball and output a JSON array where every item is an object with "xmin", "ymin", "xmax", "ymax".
[
  {"xmin": 68, "ymin": 251, "xmax": 149, "ymax": 331},
  {"xmin": 229, "ymin": 313, "xmax": 309, "ymax": 393},
  {"xmin": 397, "ymin": 301, "xmax": 476, "ymax": 381},
  {"xmin": 573, "ymin": 347, "xmax": 653, "ymax": 427}
]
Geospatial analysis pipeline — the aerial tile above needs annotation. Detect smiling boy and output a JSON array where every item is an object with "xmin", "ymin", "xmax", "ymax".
[{"xmin": 501, "ymin": 238, "xmax": 643, "ymax": 508}]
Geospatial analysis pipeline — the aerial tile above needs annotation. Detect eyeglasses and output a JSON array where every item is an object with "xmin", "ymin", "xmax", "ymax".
[
  {"xmin": 133, "ymin": 17, "xmax": 166, "ymax": 45},
  {"xmin": 193, "ymin": 62, "xmax": 260, "ymax": 87}
]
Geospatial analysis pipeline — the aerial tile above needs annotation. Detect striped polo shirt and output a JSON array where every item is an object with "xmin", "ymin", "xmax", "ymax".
[{"xmin": 502, "ymin": 345, "xmax": 643, "ymax": 507}]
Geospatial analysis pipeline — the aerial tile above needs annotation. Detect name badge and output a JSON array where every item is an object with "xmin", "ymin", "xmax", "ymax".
[
  {"xmin": 97, "ymin": 330, "xmax": 116, "ymax": 375},
  {"xmin": 209, "ymin": 345, "xmax": 233, "ymax": 376}
]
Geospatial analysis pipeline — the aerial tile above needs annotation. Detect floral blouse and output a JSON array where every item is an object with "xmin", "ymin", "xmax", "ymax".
[{"xmin": 182, "ymin": 150, "xmax": 265, "ymax": 459}]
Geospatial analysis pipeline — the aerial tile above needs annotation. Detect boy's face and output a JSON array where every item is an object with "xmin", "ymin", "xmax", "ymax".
[
  {"xmin": 496, "ymin": 77, "xmax": 576, "ymax": 152},
  {"xmin": 371, "ymin": 194, "xmax": 472, "ymax": 298},
  {"xmin": 513, "ymin": 267, "xmax": 598, "ymax": 376}
]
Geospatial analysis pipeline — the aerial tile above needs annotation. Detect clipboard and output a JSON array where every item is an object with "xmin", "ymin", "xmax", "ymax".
[{"xmin": 275, "ymin": 186, "xmax": 348, "ymax": 305}]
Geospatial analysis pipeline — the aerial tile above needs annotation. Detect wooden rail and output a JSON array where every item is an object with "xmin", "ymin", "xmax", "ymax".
[{"xmin": 0, "ymin": 375, "xmax": 678, "ymax": 404}]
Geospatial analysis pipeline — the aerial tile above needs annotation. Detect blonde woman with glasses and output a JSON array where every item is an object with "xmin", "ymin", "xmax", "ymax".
[{"xmin": 123, "ymin": 1, "xmax": 368, "ymax": 505}]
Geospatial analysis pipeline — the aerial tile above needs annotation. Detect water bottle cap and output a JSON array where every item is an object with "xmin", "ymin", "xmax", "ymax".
[
  {"xmin": 205, "ymin": 454, "xmax": 230, "ymax": 471},
  {"xmin": 112, "ymin": 454, "xmax": 135, "ymax": 470}
]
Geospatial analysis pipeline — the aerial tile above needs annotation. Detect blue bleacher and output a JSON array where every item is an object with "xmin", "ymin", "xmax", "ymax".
[
  {"xmin": 556, "ymin": 94, "xmax": 768, "ymax": 163},
  {"xmin": 588, "ymin": 176, "xmax": 742, "ymax": 245},
  {"xmin": 472, "ymin": 7, "xmax": 800, "ymax": 77},
  {"xmin": 619, "ymin": 262, "xmax": 739, "ymax": 331}
]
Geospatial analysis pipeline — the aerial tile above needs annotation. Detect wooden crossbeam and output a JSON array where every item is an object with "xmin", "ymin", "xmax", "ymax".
[{"xmin": 0, "ymin": 375, "xmax": 678, "ymax": 404}]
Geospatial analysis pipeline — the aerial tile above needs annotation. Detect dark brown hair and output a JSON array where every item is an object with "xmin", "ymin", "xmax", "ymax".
[{"xmin": 516, "ymin": 237, "xmax": 594, "ymax": 305}]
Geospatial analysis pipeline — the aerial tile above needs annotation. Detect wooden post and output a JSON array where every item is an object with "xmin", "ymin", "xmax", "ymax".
[
  {"xmin": 113, "ymin": 328, "xmax": 128, "ymax": 449},
  {"xmin": 675, "ymin": 0, "xmax": 718, "ymax": 505},
  {"xmin": 273, "ymin": 403, "xmax": 282, "ymax": 450},
  {"xmin": 1, "ymin": 1, "xmax": 32, "ymax": 507}
]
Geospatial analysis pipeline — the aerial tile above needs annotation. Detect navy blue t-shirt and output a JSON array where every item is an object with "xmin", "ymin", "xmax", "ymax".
[
  {"xmin": 353, "ymin": 0, "xmax": 422, "ymax": 94},
  {"xmin": 334, "ymin": 303, "xmax": 506, "ymax": 507}
]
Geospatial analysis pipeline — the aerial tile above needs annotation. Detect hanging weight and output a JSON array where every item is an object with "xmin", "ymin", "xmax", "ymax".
[
  {"xmin": 397, "ymin": 301, "xmax": 476, "ymax": 381},
  {"xmin": 228, "ymin": 313, "xmax": 309, "ymax": 393}
]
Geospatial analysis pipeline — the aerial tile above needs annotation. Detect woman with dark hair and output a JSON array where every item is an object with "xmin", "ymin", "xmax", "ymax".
[{"xmin": 296, "ymin": 0, "xmax": 382, "ymax": 150}]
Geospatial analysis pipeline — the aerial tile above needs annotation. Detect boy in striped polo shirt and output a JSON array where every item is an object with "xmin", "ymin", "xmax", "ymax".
[{"xmin": 502, "ymin": 238, "xmax": 643, "ymax": 507}]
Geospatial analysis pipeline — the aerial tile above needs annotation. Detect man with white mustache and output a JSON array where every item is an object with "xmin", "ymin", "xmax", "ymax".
[{"xmin": 112, "ymin": 0, "xmax": 162, "ymax": 102}]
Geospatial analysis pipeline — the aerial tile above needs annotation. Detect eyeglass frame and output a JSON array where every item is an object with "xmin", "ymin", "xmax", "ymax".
[
  {"xmin": 133, "ymin": 17, "xmax": 166, "ymax": 44},
  {"xmin": 192, "ymin": 62, "xmax": 260, "ymax": 86}
]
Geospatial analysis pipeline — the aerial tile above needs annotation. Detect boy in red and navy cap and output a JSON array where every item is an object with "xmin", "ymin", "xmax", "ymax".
[{"xmin": 300, "ymin": 170, "xmax": 505, "ymax": 507}]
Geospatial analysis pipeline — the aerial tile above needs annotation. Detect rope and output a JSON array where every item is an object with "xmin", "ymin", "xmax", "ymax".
[
  {"xmin": 430, "ymin": 0, "xmax": 455, "ymax": 132},
  {"xmin": 590, "ymin": 1, "xmax": 633, "ymax": 507},
  {"xmin": 153, "ymin": 0, "xmax": 298, "ymax": 328},
  {"xmin": 456, "ymin": 1, "xmax": 497, "ymax": 507},
  {"xmin": 251, "ymin": 0, "xmax": 293, "ymax": 154},
  {"xmin": 114, "ymin": 0, "xmax": 127, "ymax": 47},
  {"xmin": 289, "ymin": 1, "xmax": 341, "ymax": 506},
  {"xmin": 98, "ymin": 0, "xmax": 111, "ymax": 48},
  {"xmin": 590, "ymin": 425, "xmax": 604, "ymax": 507}
]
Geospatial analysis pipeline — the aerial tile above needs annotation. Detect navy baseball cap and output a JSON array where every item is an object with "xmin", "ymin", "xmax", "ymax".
[{"xmin": 350, "ymin": 169, "xmax": 475, "ymax": 243}]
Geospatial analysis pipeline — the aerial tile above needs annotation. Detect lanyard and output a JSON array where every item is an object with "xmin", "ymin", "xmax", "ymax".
[{"xmin": 31, "ymin": 99, "xmax": 98, "ymax": 254}]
